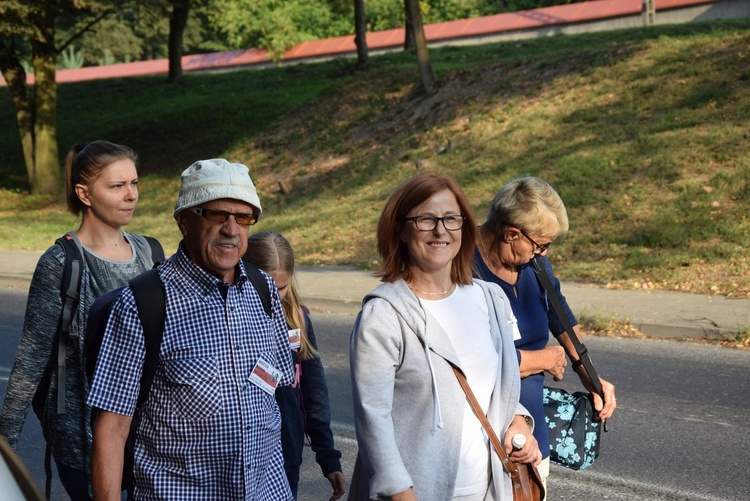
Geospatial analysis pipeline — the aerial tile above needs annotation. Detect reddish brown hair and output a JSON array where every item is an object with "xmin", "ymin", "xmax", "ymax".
[{"xmin": 376, "ymin": 172, "xmax": 477, "ymax": 285}]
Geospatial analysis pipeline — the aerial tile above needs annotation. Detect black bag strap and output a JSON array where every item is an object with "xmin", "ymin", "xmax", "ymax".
[
  {"xmin": 241, "ymin": 260, "xmax": 272, "ymax": 317},
  {"xmin": 42, "ymin": 234, "xmax": 84, "ymax": 499},
  {"xmin": 43, "ymin": 446, "xmax": 52, "ymax": 500},
  {"xmin": 129, "ymin": 268, "xmax": 166, "ymax": 405},
  {"xmin": 55, "ymin": 233, "xmax": 84, "ymax": 415},
  {"xmin": 144, "ymin": 236, "xmax": 165, "ymax": 264},
  {"xmin": 530, "ymin": 256, "xmax": 605, "ymax": 399},
  {"xmin": 110, "ymin": 268, "xmax": 165, "ymax": 495}
]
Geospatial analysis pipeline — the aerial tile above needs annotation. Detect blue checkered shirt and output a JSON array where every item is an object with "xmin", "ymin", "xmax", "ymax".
[{"xmin": 87, "ymin": 246, "xmax": 295, "ymax": 500}]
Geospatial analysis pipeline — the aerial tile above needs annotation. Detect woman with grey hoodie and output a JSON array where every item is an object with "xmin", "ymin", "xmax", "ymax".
[{"xmin": 349, "ymin": 172, "xmax": 542, "ymax": 501}]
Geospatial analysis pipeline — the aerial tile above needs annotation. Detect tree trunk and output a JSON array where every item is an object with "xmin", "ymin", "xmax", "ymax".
[
  {"xmin": 354, "ymin": 0, "xmax": 368, "ymax": 68},
  {"xmin": 403, "ymin": 0, "xmax": 415, "ymax": 51},
  {"xmin": 29, "ymin": 33, "xmax": 61, "ymax": 196},
  {"xmin": 167, "ymin": 0, "xmax": 189, "ymax": 82},
  {"xmin": 0, "ymin": 41, "xmax": 34, "ymax": 182},
  {"xmin": 404, "ymin": 0, "xmax": 435, "ymax": 94}
]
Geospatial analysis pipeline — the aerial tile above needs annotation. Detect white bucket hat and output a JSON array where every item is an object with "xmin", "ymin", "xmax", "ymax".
[{"xmin": 173, "ymin": 158, "xmax": 262, "ymax": 218}]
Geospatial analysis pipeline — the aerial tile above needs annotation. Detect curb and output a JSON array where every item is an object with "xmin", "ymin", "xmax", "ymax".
[{"xmin": 3, "ymin": 251, "xmax": 748, "ymax": 341}]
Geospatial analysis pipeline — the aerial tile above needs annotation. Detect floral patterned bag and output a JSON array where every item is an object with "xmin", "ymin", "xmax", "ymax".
[{"xmin": 542, "ymin": 386, "xmax": 603, "ymax": 470}]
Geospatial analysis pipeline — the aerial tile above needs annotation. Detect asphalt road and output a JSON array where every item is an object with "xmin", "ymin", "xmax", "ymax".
[
  {"xmin": 308, "ymin": 309, "xmax": 750, "ymax": 501},
  {"xmin": 2, "ymin": 291, "xmax": 749, "ymax": 500}
]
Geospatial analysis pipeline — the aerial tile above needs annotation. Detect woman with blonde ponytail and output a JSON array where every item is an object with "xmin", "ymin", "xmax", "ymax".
[{"xmin": 244, "ymin": 231, "xmax": 345, "ymax": 500}]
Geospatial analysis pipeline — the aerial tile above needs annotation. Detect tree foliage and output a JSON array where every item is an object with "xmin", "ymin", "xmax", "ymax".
[
  {"xmin": 0, "ymin": 1, "xmax": 116, "ymax": 195},
  {"xmin": 208, "ymin": 0, "xmax": 353, "ymax": 60},
  {"xmin": 74, "ymin": 16, "xmax": 146, "ymax": 64},
  {"xmin": 0, "ymin": 0, "xmax": 211, "ymax": 193},
  {"xmin": 204, "ymin": 0, "xmax": 566, "ymax": 59},
  {"xmin": 365, "ymin": 0, "xmax": 495, "ymax": 32},
  {"xmin": 205, "ymin": 0, "xmax": 508, "ymax": 61}
]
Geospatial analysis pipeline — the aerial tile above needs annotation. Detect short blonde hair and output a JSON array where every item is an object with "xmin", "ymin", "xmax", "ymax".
[{"xmin": 485, "ymin": 177, "xmax": 568, "ymax": 238}]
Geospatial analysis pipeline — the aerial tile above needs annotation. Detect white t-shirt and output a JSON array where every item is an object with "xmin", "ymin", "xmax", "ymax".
[{"xmin": 420, "ymin": 283, "xmax": 499, "ymax": 499}]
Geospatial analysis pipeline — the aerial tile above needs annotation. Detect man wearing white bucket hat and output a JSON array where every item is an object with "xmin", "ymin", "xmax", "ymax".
[{"xmin": 88, "ymin": 159, "xmax": 295, "ymax": 500}]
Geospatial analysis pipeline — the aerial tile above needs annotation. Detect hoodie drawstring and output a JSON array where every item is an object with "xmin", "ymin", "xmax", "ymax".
[{"xmin": 422, "ymin": 341, "xmax": 445, "ymax": 431}]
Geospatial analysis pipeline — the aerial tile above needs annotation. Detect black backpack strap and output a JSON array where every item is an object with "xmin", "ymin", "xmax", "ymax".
[
  {"xmin": 242, "ymin": 260, "xmax": 272, "ymax": 317},
  {"xmin": 143, "ymin": 236, "xmax": 165, "ymax": 265},
  {"xmin": 55, "ymin": 233, "xmax": 84, "ymax": 415},
  {"xmin": 122, "ymin": 268, "xmax": 165, "ymax": 495},
  {"xmin": 129, "ymin": 269, "xmax": 166, "ymax": 405},
  {"xmin": 41, "ymin": 234, "xmax": 84, "ymax": 499},
  {"xmin": 44, "ymin": 446, "xmax": 52, "ymax": 500}
]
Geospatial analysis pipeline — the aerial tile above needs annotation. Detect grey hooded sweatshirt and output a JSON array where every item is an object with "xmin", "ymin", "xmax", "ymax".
[{"xmin": 349, "ymin": 279, "xmax": 530, "ymax": 501}]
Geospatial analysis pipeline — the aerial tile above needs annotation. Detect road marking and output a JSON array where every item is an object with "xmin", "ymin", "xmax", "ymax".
[{"xmin": 553, "ymin": 466, "xmax": 729, "ymax": 500}]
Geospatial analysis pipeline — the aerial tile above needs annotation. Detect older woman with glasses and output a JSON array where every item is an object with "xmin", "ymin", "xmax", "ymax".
[
  {"xmin": 349, "ymin": 172, "xmax": 541, "ymax": 501},
  {"xmin": 474, "ymin": 176, "xmax": 617, "ymax": 493}
]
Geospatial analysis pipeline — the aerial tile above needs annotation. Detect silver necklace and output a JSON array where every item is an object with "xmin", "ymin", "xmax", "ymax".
[{"xmin": 408, "ymin": 284, "xmax": 454, "ymax": 296}]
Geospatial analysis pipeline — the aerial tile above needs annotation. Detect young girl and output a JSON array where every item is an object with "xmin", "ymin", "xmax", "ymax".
[
  {"xmin": 244, "ymin": 231, "xmax": 345, "ymax": 500},
  {"xmin": 0, "ymin": 141, "xmax": 164, "ymax": 500}
]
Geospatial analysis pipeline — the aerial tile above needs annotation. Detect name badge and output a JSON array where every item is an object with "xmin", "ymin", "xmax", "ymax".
[
  {"xmin": 249, "ymin": 357, "xmax": 282, "ymax": 395},
  {"xmin": 509, "ymin": 317, "xmax": 522, "ymax": 341},
  {"xmin": 288, "ymin": 328, "xmax": 301, "ymax": 350}
]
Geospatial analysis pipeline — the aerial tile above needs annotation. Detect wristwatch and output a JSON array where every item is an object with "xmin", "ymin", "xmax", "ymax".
[{"xmin": 523, "ymin": 415, "xmax": 533, "ymax": 429}]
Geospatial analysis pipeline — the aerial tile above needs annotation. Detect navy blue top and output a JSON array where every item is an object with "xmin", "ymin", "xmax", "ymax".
[
  {"xmin": 276, "ymin": 309, "xmax": 342, "ymax": 492},
  {"xmin": 473, "ymin": 248, "xmax": 576, "ymax": 459}
]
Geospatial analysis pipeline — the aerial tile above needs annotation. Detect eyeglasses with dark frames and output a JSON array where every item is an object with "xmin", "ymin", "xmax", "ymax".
[
  {"xmin": 188, "ymin": 207, "xmax": 258, "ymax": 227},
  {"xmin": 519, "ymin": 228, "xmax": 552, "ymax": 253},
  {"xmin": 402, "ymin": 215, "xmax": 466, "ymax": 232}
]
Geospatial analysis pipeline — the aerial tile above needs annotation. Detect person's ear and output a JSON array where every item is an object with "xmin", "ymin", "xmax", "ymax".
[
  {"xmin": 176, "ymin": 212, "xmax": 189, "ymax": 237},
  {"xmin": 399, "ymin": 225, "xmax": 409, "ymax": 243},
  {"xmin": 504, "ymin": 227, "xmax": 521, "ymax": 244},
  {"xmin": 75, "ymin": 184, "xmax": 92, "ymax": 208}
]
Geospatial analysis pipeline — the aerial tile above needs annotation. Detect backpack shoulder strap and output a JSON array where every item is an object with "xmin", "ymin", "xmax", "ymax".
[
  {"xmin": 42, "ymin": 234, "xmax": 84, "ymax": 496},
  {"xmin": 241, "ymin": 260, "xmax": 272, "ymax": 317},
  {"xmin": 129, "ymin": 269, "xmax": 165, "ymax": 405},
  {"xmin": 143, "ymin": 236, "xmax": 165, "ymax": 264},
  {"xmin": 56, "ymin": 233, "xmax": 84, "ymax": 337},
  {"xmin": 120, "ymin": 269, "xmax": 165, "ymax": 495},
  {"xmin": 54, "ymin": 233, "xmax": 84, "ymax": 414}
]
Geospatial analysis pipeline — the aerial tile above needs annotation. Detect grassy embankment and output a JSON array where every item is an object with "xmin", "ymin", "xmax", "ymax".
[{"xmin": 1, "ymin": 19, "xmax": 749, "ymax": 311}]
